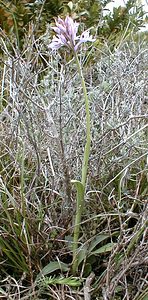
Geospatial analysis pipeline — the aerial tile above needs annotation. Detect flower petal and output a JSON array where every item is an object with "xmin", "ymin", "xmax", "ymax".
[
  {"xmin": 57, "ymin": 34, "xmax": 67, "ymax": 44},
  {"xmin": 48, "ymin": 36, "xmax": 64, "ymax": 50},
  {"xmin": 74, "ymin": 31, "xmax": 95, "ymax": 51},
  {"xmin": 80, "ymin": 30, "xmax": 96, "ymax": 42},
  {"xmin": 65, "ymin": 16, "xmax": 79, "ymax": 42},
  {"xmin": 51, "ymin": 26, "xmax": 61, "ymax": 34}
]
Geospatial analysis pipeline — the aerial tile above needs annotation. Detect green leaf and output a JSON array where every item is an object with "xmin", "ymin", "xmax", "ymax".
[
  {"xmin": 65, "ymin": 235, "xmax": 73, "ymax": 251},
  {"xmin": 36, "ymin": 261, "xmax": 69, "ymax": 280},
  {"xmin": 90, "ymin": 243, "xmax": 116, "ymax": 255},
  {"xmin": 142, "ymin": 295, "xmax": 148, "ymax": 300},
  {"xmin": 0, "ymin": 237, "xmax": 28, "ymax": 271},
  {"xmin": 0, "ymin": 287, "xmax": 7, "ymax": 295},
  {"xmin": 74, "ymin": 234, "xmax": 111, "ymax": 267},
  {"xmin": 40, "ymin": 276, "xmax": 82, "ymax": 287},
  {"xmin": 71, "ymin": 180, "xmax": 84, "ymax": 199},
  {"xmin": 135, "ymin": 287, "xmax": 148, "ymax": 300},
  {"xmin": 77, "ymin": 244, "xmax": 88, "ymax": 266},
  {"xmin": 88, "ymin": 234, "xmax": 110, "ymax": 254},
  {"xmin": 83, "ymin": 263, "xmax": 92, "ymax": 277}
]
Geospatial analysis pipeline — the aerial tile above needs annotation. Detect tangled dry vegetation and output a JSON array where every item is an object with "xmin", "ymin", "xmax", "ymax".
[{"xmin": 0, "ymin": 28, "xmax": 148, "ymax": 299}]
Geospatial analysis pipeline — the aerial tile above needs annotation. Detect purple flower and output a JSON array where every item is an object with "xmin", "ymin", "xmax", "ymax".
[{"xmin": 48, "ymin": 16, "xmax": 95, "ymax": 52}]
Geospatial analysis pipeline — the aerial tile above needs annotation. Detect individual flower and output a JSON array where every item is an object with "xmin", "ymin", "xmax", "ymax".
[{"xmin": 48, "ymin": 16, "xmax": 95, "ymax": 52}]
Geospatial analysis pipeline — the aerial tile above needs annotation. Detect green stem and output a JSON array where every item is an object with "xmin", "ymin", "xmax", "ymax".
[
  {"xmin": 72, "ymin": 52, "xmax": 91, "ymax": 274},
  {"xmin": 72, "ymin": 182, "xmax": 84, "ymax": 274},
  {"xmin": 76, "ymin": 55, "xmax": 91, "ymax": 187}
]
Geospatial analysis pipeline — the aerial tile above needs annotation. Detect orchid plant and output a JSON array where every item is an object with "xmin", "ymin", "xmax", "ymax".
[{"xmin": 48, "ymin": 16, "xmax": 95, "ymax": 274}]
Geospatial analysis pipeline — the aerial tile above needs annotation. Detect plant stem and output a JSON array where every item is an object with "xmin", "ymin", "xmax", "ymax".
[
  {"xmin": 74, "ymin": 53, "xmax": 91, "ymax": 188},
  {"xmin": 72, "ymin": 52, "xmax": 91, "ymax": 274},
  {"xmin": 72, "ymin": 182, "xmax": 84, "ymax": 274}
]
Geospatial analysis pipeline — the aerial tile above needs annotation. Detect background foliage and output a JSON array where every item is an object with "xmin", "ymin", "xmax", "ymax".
[{"xmin": 0, "ymin": 0, "xmax": 147, "ymax": 47}]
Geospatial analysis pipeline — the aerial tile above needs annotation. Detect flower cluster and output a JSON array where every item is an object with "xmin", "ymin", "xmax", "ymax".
[{"xmin": 48, "ymin": 16, "xmax": 95, "ymax": 52}]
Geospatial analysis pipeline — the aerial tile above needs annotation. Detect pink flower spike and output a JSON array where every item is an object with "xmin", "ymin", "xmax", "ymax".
[{"xmin": 48, "ymin": 16, "xmax": 95, "ymax": 52}]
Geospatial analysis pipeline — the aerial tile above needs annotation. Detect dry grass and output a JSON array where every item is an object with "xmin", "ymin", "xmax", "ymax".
[{"xmin": 0, "ymin": 27, "xmax": 148, "ymax": 299}]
